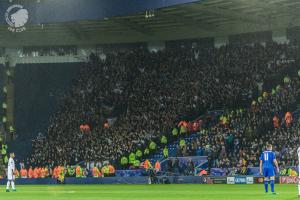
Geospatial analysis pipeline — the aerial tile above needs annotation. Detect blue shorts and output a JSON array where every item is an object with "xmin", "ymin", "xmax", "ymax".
[{"xmin": 263, "ymin": 168, "xmax": 275, "ymax": 177}]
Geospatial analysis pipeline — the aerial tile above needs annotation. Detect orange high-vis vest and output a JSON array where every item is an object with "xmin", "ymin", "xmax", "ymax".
[
  {"xmin": 76, "ymin": 166, "xmax": 81, "ymax": 176},
  {"xmin": 92, "ymin": 167, "xmax": 100, "ymax": 177},
  {"xmin": 40, "ymin": 168, "xmax": 46, "ymax": 178},
  {"xmin": 28, "ymin": 168, "xmax": 34, "ymax": 178},
  {"xmin": 155, "ymin": 161, "xmax": 161, "ymax": 171},
  {"xmin": 20, "ymin": 169, "xmax": 27, "ymax": 178},
  {"xmin": 53, "ymin": 167, "xmax": 58, "ymax": 179},
  {"xmin": 33, "ymin": 168, "xmax": 39, "ymax": 178},
  {"xmin": 285, "ymin": 112, "xmax": 292, "ymax": 125},
  {"xmin": 199, "ymin": 170, "xmax": 208, "ymax": 176},
  {"xmin": 144, "ymin": 160, "xmax": 150, "ymax": 169},
  {"xmin": 38, "ymin": 168, "xmax": 42, "ymax": 178},
  {"xmin": 108, "ymin": 165, "xmax": 115, "ymax": 174}
]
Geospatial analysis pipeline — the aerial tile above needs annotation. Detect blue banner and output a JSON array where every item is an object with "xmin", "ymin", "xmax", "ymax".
[
  {"xmin": 234, "ymin": 177, "xmax": 247, "ymax": 184},
  {"xmin": 226, "ymin": 176, "xmax": 254, "ymax": 184}
]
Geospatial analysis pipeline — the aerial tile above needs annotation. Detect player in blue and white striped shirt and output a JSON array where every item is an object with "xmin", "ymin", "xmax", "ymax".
[{"xmin": 259, "ymin": 144, "xmax": 279, "ymax": 194}]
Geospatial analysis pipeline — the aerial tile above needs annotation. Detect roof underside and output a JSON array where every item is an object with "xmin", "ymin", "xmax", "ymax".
[{"xmin": 1, "ymin": 0, "xmax": 300, "ymax": 46}]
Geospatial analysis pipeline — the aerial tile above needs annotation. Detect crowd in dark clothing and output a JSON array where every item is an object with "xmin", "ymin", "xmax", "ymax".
[
  {"xmin": 177, "ymin": 74, "xmax": 300, "ymax": 173},
  {"xmin": 30, "ymin": 42, "xmax": 300, "ymax": 171}
]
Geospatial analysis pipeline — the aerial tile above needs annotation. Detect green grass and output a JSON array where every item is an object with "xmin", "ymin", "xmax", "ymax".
[{"xmin": 0, "ymin": 184, "xmax": 299, "ymax": 200}]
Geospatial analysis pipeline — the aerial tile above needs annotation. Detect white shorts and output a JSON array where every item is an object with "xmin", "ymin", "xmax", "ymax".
[{"xmin": 7, "ymin": 171, "xmax": 15, "ymax": 181}]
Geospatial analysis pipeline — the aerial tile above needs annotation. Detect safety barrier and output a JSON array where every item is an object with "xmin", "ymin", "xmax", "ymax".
[
  {"xmin": 0, "ymin": 178, "xmax": 57, "ymax": 185},
  {"xmin": 210, "ymin": 166, "xmax": 298, "ymax": 176},
  {"xmin": 0, "ymin": 175, "xmax": 294, "ymax": 185},
  {"xmin": 0, "ymin": 176, "xmax": 204, "ymax": 185}
]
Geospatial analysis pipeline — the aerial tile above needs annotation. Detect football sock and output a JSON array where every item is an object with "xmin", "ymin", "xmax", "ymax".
[
  {"xmin": 270, "ymin": 180, "xmax": 275, "ymax": 193},
  {"xmin": 6, "ymin": 181, "xmax": 10, "ymax": 190},
  {"xmin": 264, "ymin": 181, "xmax": 268, "ymax": 193}
]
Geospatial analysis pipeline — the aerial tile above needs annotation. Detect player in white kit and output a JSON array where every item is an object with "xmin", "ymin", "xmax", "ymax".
[{"xmin": 6, "ymin": 152, "xmax": 16, "ymax": 192}]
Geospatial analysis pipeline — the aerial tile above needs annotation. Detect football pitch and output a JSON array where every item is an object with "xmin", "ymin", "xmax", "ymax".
[{"xmin": 0, "ymin": 184, "xmax": 299, "ymax": 200}]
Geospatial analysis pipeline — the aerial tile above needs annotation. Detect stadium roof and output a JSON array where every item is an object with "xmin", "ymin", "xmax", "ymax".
[{"xmin": 1, "ymin": 0, "xmax": 300, "ymax": 46}]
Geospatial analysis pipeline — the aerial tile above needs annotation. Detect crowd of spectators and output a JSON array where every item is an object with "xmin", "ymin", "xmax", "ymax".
[
  {"xmin": 29, "ymin": 42, "xmax": 300, "ymax": 172},
  {"xmin": 176, "ymin": 74, "xmax": 300, "ymax": 174}
]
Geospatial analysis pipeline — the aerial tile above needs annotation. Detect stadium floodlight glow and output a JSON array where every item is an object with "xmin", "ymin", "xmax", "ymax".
[
  {"xmin": 145, "ymin": 11, "xmax": 149, "ymax": 18},
  {"xmin": 145, "ymin": 10, "xmax": 155, "ymax": 19}
]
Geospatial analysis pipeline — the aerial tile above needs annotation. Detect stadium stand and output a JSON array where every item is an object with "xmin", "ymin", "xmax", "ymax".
[
  {"xmin": 4, "ymin": 0, "xmax": 300, "ymax": 199},
  {"xmin": 26, "ymin": 42, "xmax": 300, "ymax": 176}
]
